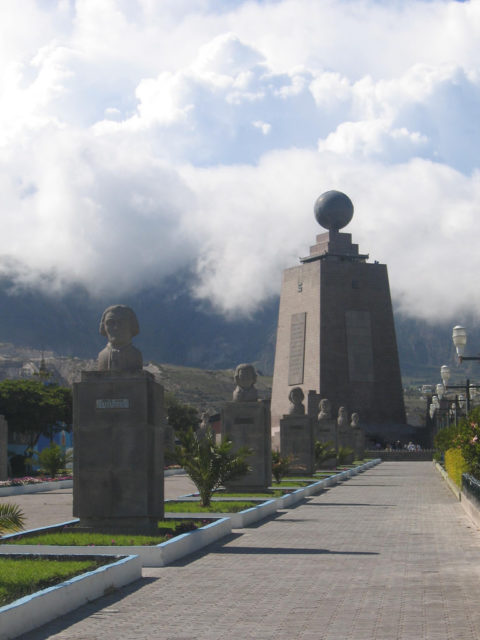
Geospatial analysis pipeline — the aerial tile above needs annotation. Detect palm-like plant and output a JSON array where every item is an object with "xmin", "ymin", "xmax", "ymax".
[
  {"xmin": 174, "ymin": 427, "xmax": 251, "ymax": 507},
  {"xmin": 0, "ymin": 503, "xmax": 25, "ymax": 535}
]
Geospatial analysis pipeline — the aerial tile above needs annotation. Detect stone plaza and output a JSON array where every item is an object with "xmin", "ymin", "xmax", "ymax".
[{"xmin": 5, "ymin": 462, "xmax": 480, "ymax": 640}]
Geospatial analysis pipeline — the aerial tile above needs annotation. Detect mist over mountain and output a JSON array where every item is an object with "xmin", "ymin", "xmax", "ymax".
[
  {"xmin": 0, "ymin": 270, "xmax": 278, "ymax": 374},
  {"xmin": 0, "ymin": 269, "xmax": 478, "ymax": 388}
]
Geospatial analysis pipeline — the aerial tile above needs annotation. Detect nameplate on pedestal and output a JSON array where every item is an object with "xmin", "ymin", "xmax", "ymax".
[
  {"xmin": 234, "ymin": 417, "xmax": 254, "ymax": 425},
  {"xmin": 96, "ymin": 398, "xmax": 130, "ymax": 410}
]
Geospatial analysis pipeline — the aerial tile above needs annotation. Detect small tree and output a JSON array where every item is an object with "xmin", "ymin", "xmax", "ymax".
[
  {"xmin": 271, "ymin": 451, "xmax": 292, "ymax": 484},
  {"xmin": 174, "ymin": 427, "xmax": 251, "ymax": 507},
  {"xmin": 165, "ymin": 392, "xmax": 200, "ymax": 435},
  {"xmin": 0, "ymin": 503, "xmax": 25, "ymax": 535},
  {"xmin": 0, "ymin": 379, "xmax": 72, "ymax": 447},
  {"xmin": 29, "ymin": 442, "xmax": 72, "ymax": 478}
]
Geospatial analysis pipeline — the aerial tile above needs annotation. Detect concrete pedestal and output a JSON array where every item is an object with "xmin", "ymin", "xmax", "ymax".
[
  {"xmin": 337, "ymin": 424, "xmax": 355, "ymax": 465},
  {"xmin": 314, "ymin": 419, "xmax": 337, "ymax": 469},
  {"xmin": 352, "ymin": 428, "xmax": 365, "ymax": 461},
  {"xmin": 0, "ymin": 415, "xmax": 7, "ymax": 481},
  {"xmin": 222, "ymin": 402, "xmax": 271, "ymax": 491},
  {"xmin": 73, "ymin": 370, "xmax": 164, "ymax": 533},
  {"xmin": 280, "ymin": 415, "xmax": 314, "ymax": 475}
]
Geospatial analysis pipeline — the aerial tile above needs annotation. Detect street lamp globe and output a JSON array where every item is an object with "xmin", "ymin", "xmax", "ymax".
[
  {"xmin": 453, "ymin": 326, "xmax": 467, "ymax": 357},
  {"xmin": 441, "ymin": 365, "xmax": 450, "ymax": 386}
]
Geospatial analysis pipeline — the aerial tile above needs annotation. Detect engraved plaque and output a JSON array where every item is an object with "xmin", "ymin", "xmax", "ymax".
[
  {"xmin": 288, "ymin": 312, "xmax": 306, "ymax": 385},
  {"xmin": 345, "ymin": 310, "xmax": 374, "ymax": 382},
  {"xmin": 96, "ymin": 398, "xmax": 130, "ymax": 409}
]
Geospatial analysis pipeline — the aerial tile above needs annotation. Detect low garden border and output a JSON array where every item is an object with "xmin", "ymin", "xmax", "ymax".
[
  {"xmin": 0, "ymin": 553, "xmax": 141, "ymax": 640},
  {"xmin": 0, "ymin": 517, "xmax": 232, "ymax": 568}
]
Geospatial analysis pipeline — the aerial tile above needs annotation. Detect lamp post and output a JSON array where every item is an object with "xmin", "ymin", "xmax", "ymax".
[
  {"xmin": 452, "ymin": 325, "xmax": 480, "ymax": 363},
  {"xmin": 451, "ymin": 326, "xmax": 480, "ymax": 414},
  {"xmin": 439, "ymin": 363, "xmax": 474, "ymax": 414}
]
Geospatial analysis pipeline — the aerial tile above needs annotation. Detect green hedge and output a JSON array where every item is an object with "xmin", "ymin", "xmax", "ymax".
[{"xmin": 445, "ymin": 448, "xmax": 468, "ymax": 487}]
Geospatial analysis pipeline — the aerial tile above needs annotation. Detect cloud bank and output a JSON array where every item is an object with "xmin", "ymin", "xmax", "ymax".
[{"xmin": 1, "ymin": 0, "xmax": 480, "ymax": 322}]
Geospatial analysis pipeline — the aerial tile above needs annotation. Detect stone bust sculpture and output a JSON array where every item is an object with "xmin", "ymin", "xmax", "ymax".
[
  {"xmin": 318, "ymin": 398, "xmax": 331, "ymax": 421},
  {"xmin": 337, "ymin": 406, "xmax": 348, "ymax": 429},
  {"xmin": 232, "ymin": 363, "xmax": 258, "ymax": 402},
  {"xmin": 350, "ymin": 412, "xmax": 360, "ymax": 428},
  {"xmin": 97, "ymin": 305, "xmax": 143, "ymax": 372},
  {"xmin": 288, "ymin": 387, "xmax": 305, "ymax": 415}
]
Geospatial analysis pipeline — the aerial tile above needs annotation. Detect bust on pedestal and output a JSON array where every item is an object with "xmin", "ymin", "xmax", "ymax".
[
  {"xmin": 221, "ymin": 364, "xmax": 271, "ymax": 491},
  {"xmin": 73, "ymin": 305, "xmax": 164, "ymax": 534},
  {"xmin": 280, "ymin": 388, "xmax": 314, "ymax": 474}
]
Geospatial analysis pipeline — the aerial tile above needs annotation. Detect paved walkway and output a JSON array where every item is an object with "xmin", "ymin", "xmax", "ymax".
[{"xmin": 9, "ymin": 462, "xmax": 480, "ymax": 640}]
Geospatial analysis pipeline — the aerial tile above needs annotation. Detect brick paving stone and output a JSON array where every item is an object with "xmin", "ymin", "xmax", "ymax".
[{"xmin": 12, "ymin": 462, "xmax": 480, "ymax": 639}]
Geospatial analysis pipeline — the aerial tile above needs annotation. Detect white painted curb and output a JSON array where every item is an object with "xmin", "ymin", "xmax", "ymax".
[
  {"xmin": 0, "ymin": 554, "xmax": 141, "ymax": 640},
  {"xmin": 0, "ymin": 518, "xmax": 232, "ymax": 568},
  {"xmin": 0, "ymin": 480, "xmax": 73, "ymax": 497}
]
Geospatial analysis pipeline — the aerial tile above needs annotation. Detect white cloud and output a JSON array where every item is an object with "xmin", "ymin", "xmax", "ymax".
[{"xmin": 0, "ymin": 0, "xmax": 480, "ymax": 324}]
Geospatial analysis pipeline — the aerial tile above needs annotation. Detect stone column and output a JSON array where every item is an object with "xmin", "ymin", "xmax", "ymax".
[
  {"xmin": 0, "ymin": 415, "xmax": 7, "ymax": 480},
  {"xmin": 73, "ymin": 370, "xmax": 164, "ymax": 534}
]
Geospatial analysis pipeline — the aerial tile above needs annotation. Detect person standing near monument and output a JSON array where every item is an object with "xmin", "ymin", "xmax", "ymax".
[{"xmin": 97, "ymin": 304, "xmax": 143, "ymax": 372}]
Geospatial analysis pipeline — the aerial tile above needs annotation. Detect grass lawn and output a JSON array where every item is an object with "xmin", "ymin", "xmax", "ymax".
[
  {"xmin": 0, "ymin": 556, "xmax": 109, "ymax": 607},
  {"xmin": 165, "ymin": 500, "xmax": 257, "ymax": 513},
  {"xmin": 271, "ymin": 480, "xmax": 311, "ymax": 487},
  {"xmin": 3, "ymin": 520, "xmax": 205, "ymax": 547},
  {"xmin": 214, "ymin": 490, "xmax": 285, "ymax": 498}
]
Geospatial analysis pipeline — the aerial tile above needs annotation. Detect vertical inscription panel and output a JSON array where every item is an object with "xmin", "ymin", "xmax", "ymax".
[
  {"xmin": 288, "ymin": 312, "xmax": 306, "ymax": 385},
  {"xmin": 345, "ymin": 310, "xmax": 374, "ymax": 382}
]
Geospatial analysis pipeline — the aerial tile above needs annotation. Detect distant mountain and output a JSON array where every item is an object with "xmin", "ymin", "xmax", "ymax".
[
  {"xmin": 0, "ymin": 271, "xmax": 477, "ymax": 385},
  {"xmin": 0, "ymin": 270, "xmax": 278, "ymax": 373}
]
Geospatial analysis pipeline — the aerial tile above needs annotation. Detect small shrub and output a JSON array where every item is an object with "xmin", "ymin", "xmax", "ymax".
[
  {"xmin": 0, "ymin": 503, "xmax": 25, "ymax": 535},
  {"xmin": 271, "ymin": 451, "xmax": 292, "ymax": 484},
  {"xmin": 337, "ymin": 446, "xmax": 354, "ymax": 465},
  {"xmin": 174, "ymin": 427, "xmax": 251, "ymax": 507},
  {"xmin": 314, "ymin": 441, "xmax": 336, "ymax": 467},
  {"xmin": 445, "ymin": 448, "xmax": 468, "ymax": 487},
  {"xmin": 28, "ymin": 442, "xmax": 72, "ymax": 478}
]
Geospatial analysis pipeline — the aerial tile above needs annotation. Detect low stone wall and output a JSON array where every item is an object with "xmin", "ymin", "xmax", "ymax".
[
  {"xmin": 434, "ymin": 463, "xmax": 480, "ymax": 527},
  {"xmin": 365, "ymin": 450, "xmax": 434, "ymax": 461}
]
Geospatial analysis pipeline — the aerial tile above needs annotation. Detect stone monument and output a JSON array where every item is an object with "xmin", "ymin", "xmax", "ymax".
[
  {"xmin": 73, "ymin": 305, "xmax": 164, "ymax": 533},
  {"xmin": 279, "ymin": 387, "xmax": 314, "ymax": 474},
  {"xmin": 270, "ymin": 190, "xmax": 406, "ymax": 440},
  {"xmin": 0, "ymin": 415, "xmax": 7, "ymax": 481},
  {"xmin": 222, "ymin": 364, "xmax": 271, "ymax": 491},
  {"xmin": 309, "ymin": 393, "xmax": 337, "ymax": 469}
]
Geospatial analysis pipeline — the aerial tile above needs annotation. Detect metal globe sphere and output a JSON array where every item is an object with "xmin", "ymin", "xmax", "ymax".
[{"xmin": 314, "ymin": 191, "xmax": 354, "ymax": 231}]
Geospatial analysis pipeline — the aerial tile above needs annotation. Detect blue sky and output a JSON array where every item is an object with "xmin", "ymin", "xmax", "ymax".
[{"xmin": 1, "ymin": 0, "xmax": 480, "ymax": 322}]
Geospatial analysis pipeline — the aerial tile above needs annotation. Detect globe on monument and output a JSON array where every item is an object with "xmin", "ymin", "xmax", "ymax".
[{"xmin": 314, "ymin": 190, "xmax": 354, "ymax": 231}]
